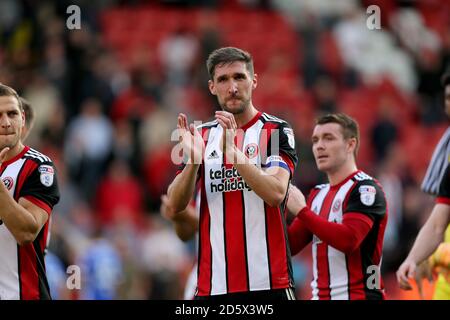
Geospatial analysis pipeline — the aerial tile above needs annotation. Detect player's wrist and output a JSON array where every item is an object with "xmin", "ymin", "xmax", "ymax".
[
  {"xmin": 296, "ymin": 205, "xmax": 308, "ymax": 216},
  {"xmin": 225, "ymin": 145, "xmax": 238, "ymax": 163}
]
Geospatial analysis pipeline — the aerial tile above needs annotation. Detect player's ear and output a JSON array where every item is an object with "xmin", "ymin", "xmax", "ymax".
[
  {"xmin": 347, "ymin": 137, "xmax": 357, "ymax": 154},
  {"xmin": 208, "ymin": 79, "xmax": 216, "ymax": 95},
  {"xmin": 252, "ymin": 73, "xmax": 258, "ymax": 90}
]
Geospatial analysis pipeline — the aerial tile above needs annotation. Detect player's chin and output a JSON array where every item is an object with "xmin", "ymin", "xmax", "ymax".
[
  {"xmin": 0, "ymin": 140, "xmax": 13, "ymax": 150},
  {"xmin": 315, "ymin": 161, "xmax": 329, "ymax": 172},
  {"xmin": 222, "ymin": 102, "xmax": 245, "ymax": 114}
]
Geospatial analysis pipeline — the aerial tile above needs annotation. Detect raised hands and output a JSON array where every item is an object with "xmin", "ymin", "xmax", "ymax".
[
  {"xmin": 177, "ymin": 113, "xmax": 204, "ymax": 165},
  {"xmin": 215, "ymin": 111, "xmax": 237, "ymax": 161},
  {"xmin": 287, "ymin": 184, "xmax": 307, "ymax": 216}
]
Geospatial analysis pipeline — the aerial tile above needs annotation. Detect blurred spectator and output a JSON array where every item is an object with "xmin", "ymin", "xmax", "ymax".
[
  {"xmin": 45, "ymin": 251, "xmax": 71, "ymax": 300},
  {"xmin": 377, "ymin": 146, "xmax": 405, "ymax": 272},
  {"xmin": 78, "ymin": 233, "xmax": 123, "ymax": 300},
  {"xmin": 394, "ymin": 186, "xmax": 434, "ymax": 271},
  {"xmin": 40, "ymin": 101, "xmax": 67, "ymax": 150},
  {"xmin": 312, "ymin": 74, "xmax": 338, "ymax": 114},
  {"xmin": 416, "ymin": 49, "xmax": 446, "ymax": 125},
  {"xmin": 371, "ymin": 97, "xmax": 399, "ymax": 162},
  {"xmin": 95, "ymin": 158, "xmax": 144, "ymax": 228},
  {"xmin": 142, "ymin": 144, "xmax": 174, "ymax": 210},
  {"xmin": 140, "ymin": 216, "xmax": 191, "ymax": 299},
  {"xmin": 65, "ymin": 97, "xmax": 114, "ymax": 200},
  {"xmin": 111, "ymin": 119, "xmax": 139, "ymax": 173},
  {"xmin": 22, "ymin": 75, "xmax": 61, "ymax": 147},
  {"xmin": 139, "ymin": 106, "xmax": 176, "ymax": 156},
  {"xmin": 390, "ymin": 8, "xmax": 441, "ymax": 57},
  {"xmin": 334, "ymin": 7, "xmax": 416, "ymax": 91},
  {"xmin": 158, "ymin": 27, "xmax": 199, "ymax": 86}
]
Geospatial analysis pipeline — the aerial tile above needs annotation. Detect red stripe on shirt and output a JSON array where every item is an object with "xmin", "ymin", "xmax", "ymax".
[
  {"xmin": 343, "ymin": 213, "xmax": 373, "ymax": 300},
  {"xmin": 436, "ymin": 197, "xmax": 450, "ymax": 205},
  {"xmin": 222, "ymin": 133, "xmax": 249, "ymax": 293},
  {"xmin": 223, "ymin": 188, "xmax": 248, "ymax": 293},
  {"xmin": 14, "ymin": 159, "xmax": 38, "ymax": 201},
  {"xmin": 18, "ymin": 245, "xmax": 39, "ymax": 300},
  {"xmin": 347, "ymin": 247, "xmax": 365, "ymax": 300},
  {"xmin": 265, "ymin": 204, "xmax": 290, "ymax": 289}
]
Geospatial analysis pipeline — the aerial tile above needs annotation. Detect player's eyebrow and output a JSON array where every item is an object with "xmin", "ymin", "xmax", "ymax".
[{"xmin": 216, "ymin": 74, "xmax": 228, "ymax": 82}]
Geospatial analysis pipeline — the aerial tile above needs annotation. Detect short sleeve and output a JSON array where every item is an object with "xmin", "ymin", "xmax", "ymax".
[
  {"xmin": 437, "ymin": 164, "xmax": 450, "ymax": 204},
  {"xmin": 264, "ymin": 121, "xmax": 298, "ymax": 176},
  {"xmin": 19, "ymin": 162, "xmax": 60, "ymax": 214},
  {"xmin": 344, "ymin": 179, "xmax": 386, "ymax": 221}
]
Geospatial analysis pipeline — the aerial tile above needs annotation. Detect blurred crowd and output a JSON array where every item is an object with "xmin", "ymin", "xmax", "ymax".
[{"xmin": 0, "ymin": 0, "xmax": 449, "ymax": 299}]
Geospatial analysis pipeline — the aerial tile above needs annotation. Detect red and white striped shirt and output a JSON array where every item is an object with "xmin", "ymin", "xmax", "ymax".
[
  {"xmin": 179, "ymin": 112, "xmax": 298, "ymax": 296},
  {"xmin": 0, "ymin": 146, "xmax": 60, "ymax": 300},
  {"xmin": 289, "ymin": 171, "xmax": 387, "ymax": 300}
]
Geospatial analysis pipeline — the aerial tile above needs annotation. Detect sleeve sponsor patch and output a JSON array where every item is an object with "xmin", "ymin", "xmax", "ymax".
[
  {"xmin": 283, "ymin": 127, "xmax": 295, "ymax": 149},
  {"xmin": 359, "ymin": 185, "xmax": 376, "ymax": 206},
  {"xmin": 265, "ymin": 155, "xmax": 286, "ymax": 165},
  {"xmin": 38, "ymin": 165, "xmax": 55, "ymax": 187}
]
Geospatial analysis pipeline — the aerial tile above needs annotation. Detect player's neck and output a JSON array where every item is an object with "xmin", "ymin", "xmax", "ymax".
[
  {"xmin": 234, "ymin": 103, "xmax": 258, "ymax": 128},
  {"xmin": 327, "ymin": 161, "xmax": 358, "ymax": 187}
]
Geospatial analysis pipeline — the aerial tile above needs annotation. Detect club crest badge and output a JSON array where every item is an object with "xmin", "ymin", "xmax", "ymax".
[
  {"xmin": 2, "ymin": 177, "xmax": 14, "ymax": 190},
  {"xmin": 332, "ymin": 199, "xmax": 342, "ymax": 212},
  {"xmin": 359, "ymin": 185, "xmax": 376, "ymax": 206},
  {"xmin": 39, "ymin": 165, "xmax": 54, "ymax": 187},
  {"xmin": 244, "ymin": 143, "xmax": 258, "ymax": 159}
]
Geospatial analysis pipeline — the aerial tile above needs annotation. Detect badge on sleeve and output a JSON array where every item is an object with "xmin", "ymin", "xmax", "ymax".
[
  {"xmin": 38, "ymin": 165, "xmax": 54, "ymax": 187},
  {"xmin": 283, "ymin": 127, "xmax": 295, "ymax": 149},
  {"xmin": 359, "ymin": 185, "xmax": 376, "ymax": 206}
]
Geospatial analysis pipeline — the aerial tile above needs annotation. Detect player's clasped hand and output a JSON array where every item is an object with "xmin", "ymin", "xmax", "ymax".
[
  {"xmin": 215, "ymin": 111, "xmax": 237, "ymax": 162},
  {"xmin": 286, "ymin": 184, "xmax": 307, "ymax": 215},
  {"xmin": 177, "ymin": 113, "xmax": 204, "ymax": 165}
]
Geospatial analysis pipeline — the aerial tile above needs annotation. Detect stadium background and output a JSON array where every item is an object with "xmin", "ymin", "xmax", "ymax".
[{"xmin": 0, "ymin": 0, "xmax": 448, "ymax": 299}]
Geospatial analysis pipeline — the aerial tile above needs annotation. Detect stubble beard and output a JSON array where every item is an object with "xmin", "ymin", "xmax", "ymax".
[
  {"xmin": 0, "ymin": 135, "xmax": 19, "ymax": 151},
  {"xmin": 221, "ymin": 97, "xmax": 249, "ymax": 115}
]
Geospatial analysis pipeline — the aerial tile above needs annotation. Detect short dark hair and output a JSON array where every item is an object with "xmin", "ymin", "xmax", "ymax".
[
  {"xmin": 441, "ymin": 72, "xmax": 450, "ymax": 87},
  {"xmin": 206, "ymin": 47, "xmax": 254, "ymax": 80},
  {"xmin": 20, "ymin": 97, "xmax": 34, "ymax": 130},
  {"xmin": 0, "ymin": 83, "xmax": 22, "ymax": 111},
  {"xmin": 316, "ymin": 113, "xmax": 360, "ymax": 156}
]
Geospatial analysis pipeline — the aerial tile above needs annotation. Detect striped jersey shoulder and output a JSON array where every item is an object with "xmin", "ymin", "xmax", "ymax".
[
  {"xmin": 261, "ymin": 113, "xmax": 288, "ymax": 125},
  {"xmin": 24, "ymin": 148, "xmax": 52, "ymax": 164},
  {"xmin": 353, "ymin": 171, "xmax": 374, "ymax": 182},
  {"xmin": 314, "ymin": 183, "xmax": 329, "ymax": 190},
  {"xmin": 196, "ymin": 119, "xmax": 219, "ymax": 129}
]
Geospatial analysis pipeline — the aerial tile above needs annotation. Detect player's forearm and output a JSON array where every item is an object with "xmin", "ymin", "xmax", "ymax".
[
  {"xmin": 233, "ymin": 150, "xmax": 288, "ymax": 207},
  {"xmin": 174, "ymin": 214, "xmax": 199, "ymax": 242},
  {"xmin": 406, "ymin": 205, "xmax": 449, "ymax": 264},
  {"xmin": 296, "ymin": 208, "xmax": 372, "ymax": 254},
  {"xmin": 170, "ymin": 205, "xmax": 199, "ymax": 241},
  {"xmin": 0, "ymin": 188, "xmax": 41, "ymax": 245},
  {"xmin": 288, "ymin": 217, "xmax": 312, "ymax": 255},
  {"xmin": 167, "ymin": 164, "xmax": 200, "ymax": 213}
]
